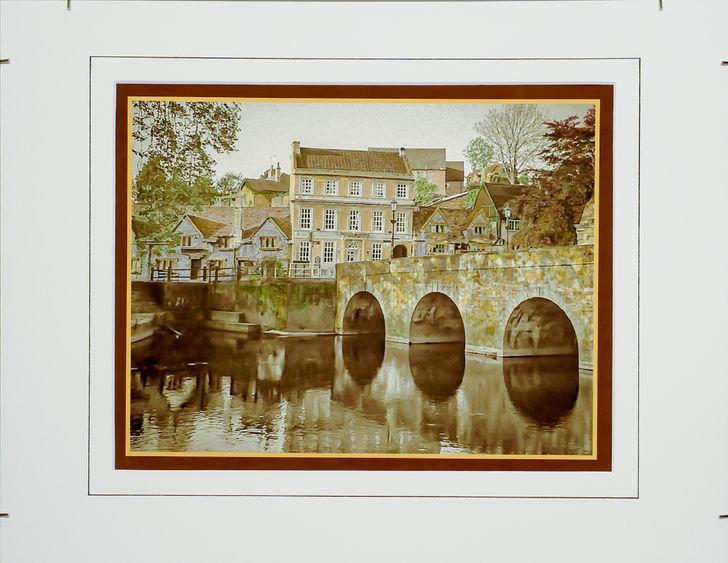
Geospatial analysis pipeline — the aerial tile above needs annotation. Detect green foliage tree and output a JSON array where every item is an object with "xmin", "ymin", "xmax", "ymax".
[
  {"xmin": 131, "ymin": 100, "xmax": 242, "ymax": 241},
  {"xmin": 216, "ymin": 172, "xmax": 246, "ymax": 195},
  {"xmin": 511, "ymin": 107, "xmax": 596, "ymax": 248},
  {"xmin": 463, "ymin": 188, "xmax": 480, "ymax": 209},
  {"xmin": 463, "ymin": 136, "xmax": 494, "ymax": 172},
  {"xmin": 413, "ymin": 176, "xmax": 439, "ymax": 206},
  {"xmin": 133, "ymin": 158, "xmax": 218, "ymax": 250}
]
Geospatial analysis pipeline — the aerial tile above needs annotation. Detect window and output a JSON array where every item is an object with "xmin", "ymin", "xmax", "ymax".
[
  {"xmin": 298, "ymin": 241, "xmax": 311, "ymax": 262},
  {"xmin": 348, "ymin": 180, "xmax": 362, "ymax": 196},
  {"xmin": 507, "ymin": 219, "xmax": 520, "ymax": 231},
  {"xmin": 346, "ymin": 243, "xmax": 359, "ymax": 262},
  {"xmin": 131, "ymin": 257, "xmax": 142, "ymax": 274},
  {"xmin": 348, "ymin": 210, "xmax": 360, "ymax": 231},
  {"xmin": 300, "ymin": 177, "xmax": 313, "ymax": 195},
  {"xmin": 299, "ymin": 208, "xmax": 312, "ymax": 230},
  {"xmin": 260, "ymin": 236, "xmax": 277, "ymax": 249},
  {"xmin": 218, "ymin": 236, "xmax": 230, "ymax": 249},
  {"xmin": 181, "ymin": 235, "xmax": 193, "ymax": 246},
  {"xmin": 473, "ymin": 226, "xmax": 486, "ymax": 235},
  {"xmin": 324, "ymin": 179, "xmax": 339, "ymax": 195},
  {"xmin": 323, "ymin": 241, "xmax": 335, "ymax": 263},
  {"xmin": 396, "ymin": 183, "xmax": 408, "ymax": 199},
  {"xmin": 431, "ymin": 244, "xmax": 446, "ymax": 254},
  {"xmin": 395, "ymin": 211, "xmax": 407, "ymax": 233},
  {"xmin": 373, "ymin": 181, "xmax": 385, "ymax": 198},
  {"xmin": 371, "ymin": 243, "xmax": 382, "ymax": 261},
  {"xmin": 372, "ymin": 210, "xmax": 384, "ymax": 232},
  {"xmin": 324, "ymin": 209, "xmax": 337, "ymax": 230},
  {"xmin": 432, "ymin": 224, "xmax": 445, "ymax": 233}
]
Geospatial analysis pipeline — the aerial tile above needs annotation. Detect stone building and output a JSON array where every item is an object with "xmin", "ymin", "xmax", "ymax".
[
  {"xmin": 238, "ymin": 214, "xmax": 292, "ymax": 273},
  {"xmin": 216, "ymin": 163, "xmax": 290, "ymax": 208},
  {"xmin": 575, "ymin": 197, "xmax": 595, "ymax": 245},
  {"xmin": 288, "ymin": 142, "xmax": 416, "ymax": 276}
]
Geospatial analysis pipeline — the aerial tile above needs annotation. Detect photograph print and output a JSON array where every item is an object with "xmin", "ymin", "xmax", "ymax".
[{"xmin": 116, "ymin": 84, "xmax": 612, "ymax": 470}]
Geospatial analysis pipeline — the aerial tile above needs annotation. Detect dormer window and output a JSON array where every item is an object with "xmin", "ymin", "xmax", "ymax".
[
  {"xmin": 432, "ymin": 224, "xmax": 445, "ymax": 233},
  {"xmin": 218, "ymin": 236, "xmax": 230, "ymax": 249},
  {"xmin": 472, "ymin": 226, "xmax": 486, "ymax": 235}
]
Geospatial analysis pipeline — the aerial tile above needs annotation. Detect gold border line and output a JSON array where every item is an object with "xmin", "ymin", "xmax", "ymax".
[{"xmin": 125, "ymin": 95, "xmax": 600, "ymax": 460}]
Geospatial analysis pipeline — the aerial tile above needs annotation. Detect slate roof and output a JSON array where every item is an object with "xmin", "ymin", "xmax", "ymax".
[
  {"xmin": 370, "ymin": 147, "xmax": 446, "ymax": 171},
  {"xmin": 243, "ymin": 173, "xmax": 290, "ymax": 193},
  {"xmin": 295, "ymin": 147, "xmax": 410, "ymax": 175},
  {"xmin": 187, "ymin": 215, "xmax": 228, "ymax": 238}
]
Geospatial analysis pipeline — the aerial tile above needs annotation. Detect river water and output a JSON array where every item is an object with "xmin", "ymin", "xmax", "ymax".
[{"xmin": 129, "ymin": 332, "xmax": 593, "ymax": 455}]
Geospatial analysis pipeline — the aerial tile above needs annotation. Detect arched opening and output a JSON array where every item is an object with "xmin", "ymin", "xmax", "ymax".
[
  {"xmin": 342, "ymin": 291, "xmax": 385, "ymax": 335},
  {"xmin": 409, "ymin": 342, "xmax": 465, "ymax": 401},
  {"xmin": 409, "ymin": 292, "xmax": 465, "ymax": 344},
  {"xmin": 503, "ymin": 298, "xmax": 578, "ymax": 357},
  {"xmin": 392, "ymin": 244, "xmax": 408, "ymax": 258},
  {"xmin": 503, "ymin": 356, "xmax": 579, "ymax": 427}
]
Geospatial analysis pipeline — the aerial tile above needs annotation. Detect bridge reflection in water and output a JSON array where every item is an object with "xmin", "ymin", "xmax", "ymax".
[{"xmin": 130, "ymin": 333, "xmax": 592, "ymax": 455}]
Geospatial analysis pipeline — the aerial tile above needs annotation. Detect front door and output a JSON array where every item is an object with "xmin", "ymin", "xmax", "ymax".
[{"xmin": 190, "ymin": 258, "xmax": 201, "ymax": 279}]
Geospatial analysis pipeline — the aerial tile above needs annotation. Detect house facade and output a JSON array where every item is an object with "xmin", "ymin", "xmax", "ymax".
[
  {"xmin": 289, "ymin": 142, "xmax": 416, "ymax": 276},
  {"xmin": 216, "ymin": 164, "xmax": 290, "ymax": 208}
]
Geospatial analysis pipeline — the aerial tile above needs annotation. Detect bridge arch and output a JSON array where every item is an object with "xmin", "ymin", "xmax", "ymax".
[
  {"xmin": 342, "ymin": 291, "xmax": 385, "ymax": 335},
  {"xmin": 409, "ymin": 292, "xmax": 465, "ymax": 344},
  {"xmin": 502, "ymin": 297, "xmax": 578, "ymax": 357}
]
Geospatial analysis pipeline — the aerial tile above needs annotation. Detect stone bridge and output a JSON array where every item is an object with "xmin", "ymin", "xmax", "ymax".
[{"xmin": 335, "ymin": 245, "xmax": 594, "ymax": 370}]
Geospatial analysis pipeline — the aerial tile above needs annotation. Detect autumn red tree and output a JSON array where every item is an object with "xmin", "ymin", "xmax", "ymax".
[{"xmin": 511, "ymin": 107, "xmax": 596, "ymax": 248}]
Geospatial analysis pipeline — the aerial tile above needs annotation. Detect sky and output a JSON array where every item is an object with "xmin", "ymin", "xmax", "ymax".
[{"xmin": 213, "ymin": 101, "xmax": 593, "ymax": 179}]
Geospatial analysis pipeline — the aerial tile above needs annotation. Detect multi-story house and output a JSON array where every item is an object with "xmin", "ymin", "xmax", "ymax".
[
  {"xmin": 413, "ymin": 182, "xmax": 528, "ymax": 255},
  {"xmin": 289, "ymin": 142, "xmax": 416, "ymax": 276},
  {"xmin": 369, "ymin": 147, "xmax": 465, "ymax": 197},
  {"xmin": 216, "ymin": 163, "xmax": 290, "ymax": 208},
  {"xmin": 238, "ymin": 207, "xmax": 292, "ymax": 273}
]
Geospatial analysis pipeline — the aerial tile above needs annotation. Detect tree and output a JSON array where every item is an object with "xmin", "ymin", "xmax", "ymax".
[
  {"xmin": 216, "ymin": 172, "xmax": 246, "ymax": 195},
  {"xmin": 413, "ymin": 176, "xmax": 439, "ymax": 206},
  {"xmin": 473, "ymin": 104, "xmax": 548, "ymax": 184},
  {"xmin": 133, "ymin": 158, "xmax": 218, "ymax": 249},
  {"xmin": 131, "ymin": 100, "xmax": 242, "ymax": 240},
  {"xmin": 463, "ymin": 137, "xmax": 494, "ymax": 172},
  {"xmin": 510, "ymin": 107, "xmax": 596, "ymax": 248}
]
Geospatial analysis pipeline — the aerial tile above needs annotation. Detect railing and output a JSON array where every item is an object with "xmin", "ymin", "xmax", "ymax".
[
  {"xmin": 288, "ymin": 263, "xmax": 335, "ymax": 279},
  {"xmin": 149, "ymin": 264, "xmax": 289, "ymax": 282}
]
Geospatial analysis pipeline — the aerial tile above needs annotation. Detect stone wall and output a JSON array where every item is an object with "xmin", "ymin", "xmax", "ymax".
[
  {"xmin": 335, "ymin": 245, "xmax": 595, "ymax": 368},
  {"xmin": 208, "ymin": 279, "xmax": 336, "ymax": 332}
]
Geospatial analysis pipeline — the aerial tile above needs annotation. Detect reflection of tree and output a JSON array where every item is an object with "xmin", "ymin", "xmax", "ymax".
[
  {"xmin": 503, "ymin": 356, "xmax": 579, "ymax": 427},
  {"xmin": 409, "ymin": 343, "xmax": 465, "ymax": 401}
]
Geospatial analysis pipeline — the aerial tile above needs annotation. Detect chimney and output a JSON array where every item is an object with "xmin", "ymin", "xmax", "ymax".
[
  {"xmin": 399, "ymin": 147, "xmax": 406, "ymax": 157},
  {"xmin": 292, "ymin": 140, "xmax": 301, "ymax": 157},
  {"xmin": 275, "ymin": 162, "xmax": 281, "ymax": 182},
  {"xmin": 269, "ymin": 163, "xmax": 275, "ymax": 179}
]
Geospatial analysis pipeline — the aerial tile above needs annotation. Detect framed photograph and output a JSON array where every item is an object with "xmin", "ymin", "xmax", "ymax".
[{"xmin": 115, "ymin": 82, "xmax": 613, "ymax": 471}]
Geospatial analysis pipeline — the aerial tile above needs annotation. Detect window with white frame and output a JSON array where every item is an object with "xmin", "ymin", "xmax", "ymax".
[
  {"xmin": 299, "ymin": 207, "xmax": 312, "ymax": 230},
  {"xmin": 396, "ymin": 183, "xmax": 408, "ymax": 199},
  {"xmin": 348, "ymin": 180, "xmax": 362, "ymax": 196},
  {"xmin": 324, "ymin": 179, "xmax": 339, "ymax": 195},
  {"xmin": 395, "ymin": 211, "xmax": 407, "ymax": 233},
  {"xmin": 371, "ymin": 242, "xmax": 383, "ymax": 261},
  {"xmin": 348, "ymin": 209, "xmax": 360, "ymax": 231},
  {"xmin": 473, "ymin": 225, "xmax": 486, "ymax": 235},
  {"xmin": 346, "ymin": 243, "xmax": 359, "ymax": 262},
  {"xmin": 432, "ymin": 224, "xmax": 445, "ymax": 233},
  {"xmin": 431, "ymin": 243, "xmax": 446, "ymax": 254},
  {"xmin": 300, "ymin": 177, "xmax": 313, "ymax": 195},
  {"xmin": 323, "ymin": 241, "xmax": 335, "ymax": 263},
  {"xmin": 260, "ymin": 236, "xmax": 277, "ymax": 249},
  {"xmin": 298, "ymin": 241, "xmax": 311, "ymax": 262},
  {"xmin": 324, "ymin": 209, "xmax": 337, "ymax": 230},
  {"xmin": 507, "ymin": 219, "xmax": 520, "ymax": 231},
  {"xmin": 373, "ymin": 181, "xmax": 385, "ymax": 198},
  {"xmin": 372, "ymin": 210, "xmax": 384, "ymax": 232}
]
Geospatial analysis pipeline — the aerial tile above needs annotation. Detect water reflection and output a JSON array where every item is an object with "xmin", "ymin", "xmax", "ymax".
[
  {"xmin": 409, "ymin": 343, "xmax": 465, "ymax": 401},
  {"xmin": 503, "ymin": 356, "xmax": 580, "ymax": 427},
  {"xmin": 342, "ymin": 335, "xmax": 385, "ymax": 386},
  {"xmin": 130, "ymin": 333, "xmax": 592, "ymax": 455}
]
